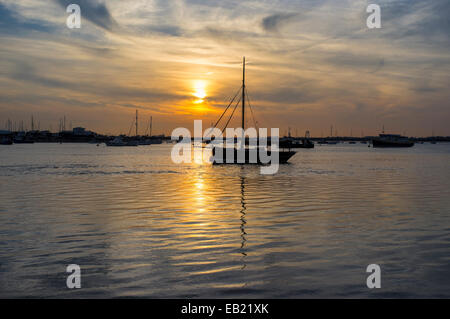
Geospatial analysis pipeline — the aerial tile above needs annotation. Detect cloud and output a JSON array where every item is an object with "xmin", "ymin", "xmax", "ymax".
[
  {"xmin": 8, "ymin": 60, "xmax": 189, "ymax": 103},
  {"xmin": 261, "ymin": 13, "xmax": 299, "ymax": 32},
  {"xmin": 133, "ymin": 24, "xmax": 183, "ymax": 37},
  {"xmin": 369, "ymin": 0, "xmax": 450, "ymax": 44},
  {"xmin": 54, "ymin": 0, "xmax": 118, "ymax": 31},
  {"xmin": 0, "ymin": 2, "xmax": 54, "ymax": 34},
  {"xmin": 252, "ymin": 86, "xmax": 320, "ymax": 105}
]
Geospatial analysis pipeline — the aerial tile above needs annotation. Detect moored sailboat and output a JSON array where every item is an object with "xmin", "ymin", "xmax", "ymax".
[
  {"xmin": 106, "ymin": 136, "xmax": 139, "ymax": 146},
  {"xmin": 211, "ymin": 57, "xmax": 296, "ymax": 165},
  {"xmin": 372, "ymin": 134, "xmax": 414, "ymax": 148}
]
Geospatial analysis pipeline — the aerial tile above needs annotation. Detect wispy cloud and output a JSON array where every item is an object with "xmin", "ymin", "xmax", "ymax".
[
  {"xmin": 54, "ymin": 0, "xmax": 118, "ymax": 31},
  {"xmin": 261, "ymin": 13, "xmax": 299, "ymax": 32},
  {"xmin": 0, "ymin": 2, "xmax": 54, "ymax": 34}
]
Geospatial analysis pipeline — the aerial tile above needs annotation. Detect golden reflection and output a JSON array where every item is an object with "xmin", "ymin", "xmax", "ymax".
[
  {"xmin": 195, "ymin": 177, "xmax": 205, "ymax": 205},
  {"xmin": 192, "ymin": 170, "xmax": 209, "ymax": 216},
  {"xmin": 240, "ymin": 173, "xmax": 248, "ymax": 270}
]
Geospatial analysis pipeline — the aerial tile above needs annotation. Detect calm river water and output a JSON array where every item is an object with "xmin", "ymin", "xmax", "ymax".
[{"xmin": 0, "ymin": 143, "xmax": 449, "ymax": 298}]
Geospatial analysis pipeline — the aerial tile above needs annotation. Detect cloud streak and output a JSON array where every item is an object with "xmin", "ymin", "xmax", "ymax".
[
  {"xmin": 261, "ymin": 13, "xmax": 299, "ymax": 32},
  {"xmin": 55, "ymin": 0, "xmax": 118, "ymax": 31}
]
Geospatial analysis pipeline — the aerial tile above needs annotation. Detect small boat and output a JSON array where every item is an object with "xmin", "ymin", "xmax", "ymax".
[
  {"xmin": 139, "ymin": 139, "xmax": 152, "ymax": 145},
  {"xmin": 107, "ymin": 111, "xmax": 142, "ymax": 146},
  {"xmin": 0, "ymin": 137, "xmax": 13, "ymax": 145},
  {"xmin": 106, "ymin": 137, "xmax": 138, "ymax": 147},
  {"xmin": 289, "ymin": 139, "xmax": 314, "ymax": 149},
  {"xmin": 280, "ymin": 130, "xmax": 314, "ymax": 149},
  {"xmin": 139, "ymin": 116, "xmax": 163, "ymax": 145},
  {"xmin": 139, "ymin": 138, "xmax": 163, "ymax": 145},
  {"xmin": 13, "ymin": 136, "xmax": 35, "ymax": 144},
  {"xmin": 150, "ymin": 138, "xmax": 163, "ymax": 144},
  {"xmin": 372, "ymin": 134, "xmax": 414, "ymax": 148}
]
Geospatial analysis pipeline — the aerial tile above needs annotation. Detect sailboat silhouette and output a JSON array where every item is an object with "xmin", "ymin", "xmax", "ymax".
[{"xmin": 211, "ymin": 57, "xmax": 296, "ymax": 165}]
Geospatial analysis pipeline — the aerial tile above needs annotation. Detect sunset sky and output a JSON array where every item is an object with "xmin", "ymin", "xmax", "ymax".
[{"xmin": 0, "ymin": 0, "xmax": 449, "ymax": 136}]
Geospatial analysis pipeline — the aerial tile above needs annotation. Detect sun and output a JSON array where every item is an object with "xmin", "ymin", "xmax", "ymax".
[{"xmin": 193, "ymin": 80, "xmax": 207, "ymax": 103}]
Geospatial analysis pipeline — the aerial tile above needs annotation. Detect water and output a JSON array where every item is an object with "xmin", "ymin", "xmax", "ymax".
[{"xmin": 0, "ymin": 143, "xmax": 449, "ymax": 298}]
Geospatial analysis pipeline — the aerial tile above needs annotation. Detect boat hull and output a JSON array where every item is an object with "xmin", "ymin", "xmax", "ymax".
[
  {"xmin": 106, "ymin": 141, "xmax": 139, "ymax": 147},
  {"xmin": 1, "ymin": 136, "xmax": 13, "ymax": 145},
  {"xmin": 212, "ymin": 148, "xmax": 296, "ymax": 164},
  {"xmin": 280, "ymin": 141, "xmax": 314, "ymax": 149},
  {"xmin": 139, "ymin": 139, "xmax": 162, "ymax": 145},
  {"xmin": 372, "ymin": 139, "xmax": 414, "ymax": 148}
]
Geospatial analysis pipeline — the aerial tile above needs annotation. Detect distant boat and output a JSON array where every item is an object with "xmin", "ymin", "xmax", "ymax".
[
  {"xmin": 289, "ymin": 138, "xmax": 314, "ymax": 149},
  {"xmin": 107, "ymin": 111, "xmax": 143, "ymax": 146},
  {"xmin": 139, "ymin": 116, "xmax": 163, "ymax": 145},
  {"xmin": 106, "ymin": 137, "xmax": 138, "ymax": 147},
  {"xmin": 211, "ymin": 57, "xmax": 296, "ymax": 164},
  {"xmin": 13, "ymin": 135, "xmax": 35, "ymax": 144},
  {"xmin": 372, "ymin": 134, "xmax": 414, "ymax": 148},
  {"xmin": 139, "ymin": 138, "xmax": 163, "ymax": 145},
  {"xmin": 280, "ymin": 130, "xmax": 314, "ymax": 149},
  {"xmin": 0, "ymin": 137, "xmax": 13, "ymax": 145},
  {"xmin": 318, "ymin": 140, "xmax": 337, "ymax": 145},
  {"xmin": 139, "ymin": 139, "xmax": 152, "ymax": 145}
]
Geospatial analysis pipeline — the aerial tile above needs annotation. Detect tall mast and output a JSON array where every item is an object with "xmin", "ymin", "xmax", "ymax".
[
  {"xmin": 136, "ymin": 110, "xmax": 138, "ymax": 136},
  {"xmin": 242, "ymin": 57, "xmax": 245, "ymax": 131},
  {"xmin": 150, "ymin": 116, "xmax": 152, "ymax": 137}
]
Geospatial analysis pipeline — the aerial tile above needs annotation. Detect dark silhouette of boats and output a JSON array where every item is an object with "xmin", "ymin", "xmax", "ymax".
[
  {"xmin": 372, "ymin": 134, "xmax": 414, "ymax": 148},
  {"xmin": 106, "ymin": 111, "xmax": 148, "ymax": 146},
  {"xmin": 318, "ymin": 139, "xmax": 337, "ymax": 145},
  {"xmin": 212, "ymin": 147, "xmax": 296, "ymax": 164},
  {"xmin": 280, "ymin": 130, "xmax": 314, "ymax": 149},
  {"xmin": 211, "ymin": 57, "xmax": 296, "ymax": 165},
  {"xmin": 13, "ymin": 133, "xmax": 35, "ymax": 144},
  {"xmin": 106, "ymin": 136, "xmax": 138, "ymax": 146},
  {"xmin": 13, "ymin": 139, "xmax": 35, "ymax": 144},
  {"xmin": 280, "ymin": 139, "xmax": 314, "ymax": 149},
  {"xmin": 139, "ymin": 116, "xmax": 163, "ymax": 145},
  {"xmin": 0, "ymin": 137, "xmax": 13, "ymax": 145}
]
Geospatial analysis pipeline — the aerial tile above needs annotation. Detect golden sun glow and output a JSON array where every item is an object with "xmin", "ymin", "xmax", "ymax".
[{"xmin": 193, "ymin": 80, "xmax": 207, "ymax": 104}]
